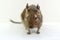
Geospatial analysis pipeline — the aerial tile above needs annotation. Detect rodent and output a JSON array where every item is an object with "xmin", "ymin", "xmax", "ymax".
[{"xmin": 10, "ymin": 3, "xmax": 43, "ymax": 34}]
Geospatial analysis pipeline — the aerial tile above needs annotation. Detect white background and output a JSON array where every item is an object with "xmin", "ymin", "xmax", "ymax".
[{"xmin": 0, "ymin": 0, "xmax": 60, "ymax": 40}]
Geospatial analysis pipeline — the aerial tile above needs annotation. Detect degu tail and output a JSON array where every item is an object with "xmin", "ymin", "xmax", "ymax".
[{"xmin": 10, "ymin": 19, "xmax": 22, "ymax": 24}]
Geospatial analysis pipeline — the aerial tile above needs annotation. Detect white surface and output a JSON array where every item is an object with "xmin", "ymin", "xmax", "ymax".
[
  {"xmin": 0, "ymin": 0, "xmax": 60, "ymax": 40},
  {"xmin": 0, "ymin": 22, "xmax": 60, "ymax": 40}
]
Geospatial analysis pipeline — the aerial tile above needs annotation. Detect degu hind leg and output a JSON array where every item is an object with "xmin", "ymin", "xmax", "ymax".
[
  {"xmin": 36, "ymin": 25, "xmax": 41, "ymax": 34},
  {"xmin": 26, "ymin": 26, "xmax": 31, "ymax": 34},
  {"xmin": 24, "ymin": 22, "xmax": 31, "ymax": 34},
  {"xmin": 36, "ymin": 22, "xmax": 42, "ymax": 34}
]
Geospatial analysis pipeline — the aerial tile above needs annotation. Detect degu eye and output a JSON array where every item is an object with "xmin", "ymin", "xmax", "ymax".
[{"xmin": 28, "ymin": 9, "xmax": 30, "ymax": 12}]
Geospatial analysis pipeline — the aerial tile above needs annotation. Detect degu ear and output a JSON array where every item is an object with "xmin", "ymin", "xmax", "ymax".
[
  {"xmin": 37, "ymin": 4, "xmax": 40, "ymax": 10},
  {"xmin": 26, "ymin": 3, "xmax": 29, "ymax": 9}
]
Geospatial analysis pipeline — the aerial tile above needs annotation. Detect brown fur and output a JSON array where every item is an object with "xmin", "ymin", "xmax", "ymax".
[{"xmin": 21, "ymin": 3, "xmax": 43, "ymax": 34}]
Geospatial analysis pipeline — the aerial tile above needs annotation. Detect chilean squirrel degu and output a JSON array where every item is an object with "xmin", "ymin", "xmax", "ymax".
[{"xmin": 10, "ymin": 3, "xmax": 43, "ymax": 34}]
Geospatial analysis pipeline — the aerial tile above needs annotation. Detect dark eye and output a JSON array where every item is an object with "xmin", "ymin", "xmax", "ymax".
[{"xmin": 28, "ymin": 9, "xmax": 30, "ymax": 12}]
